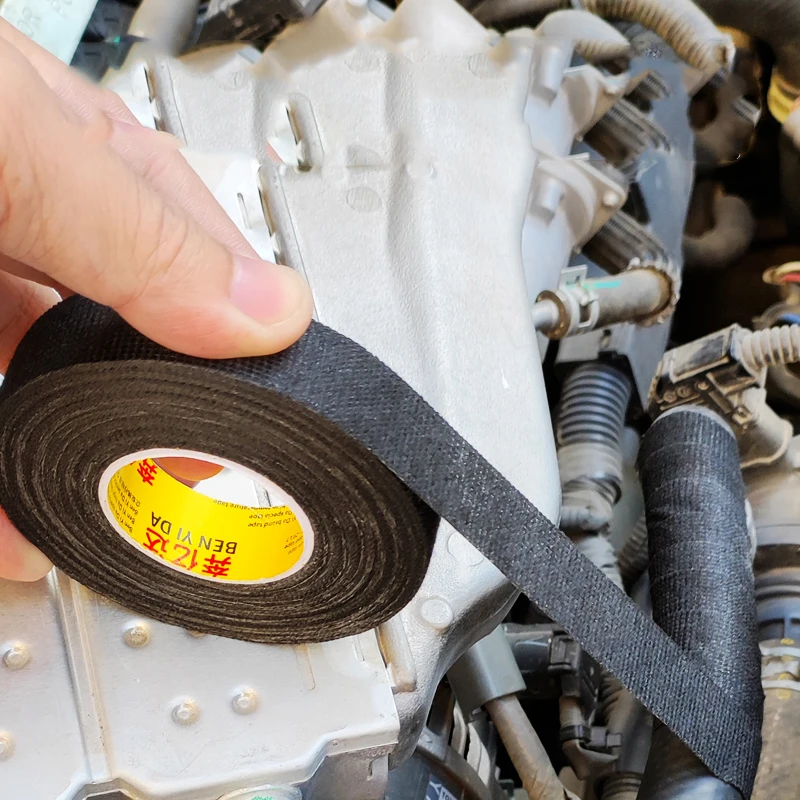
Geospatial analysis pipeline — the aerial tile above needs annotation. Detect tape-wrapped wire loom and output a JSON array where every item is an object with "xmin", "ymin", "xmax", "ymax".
[{"xmin": 0, "ymin": 297, "xmax": 760, "ymax": 795}]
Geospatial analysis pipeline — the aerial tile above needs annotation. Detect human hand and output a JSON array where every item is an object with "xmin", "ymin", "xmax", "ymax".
[{"xmin": 0, "ymin": 20, "xmax": 314, "ymax": 580}]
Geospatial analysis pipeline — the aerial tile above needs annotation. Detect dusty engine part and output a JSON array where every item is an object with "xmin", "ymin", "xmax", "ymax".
[
  {"xmin": 557, "ymin": 26, "xmax": 696, "ymax": 409},
  {"xmin": 740, "ymin": 438, "xmax": 800, "ymax": 797},
  {"xmin": 754, "ymin": 268, "xmax": 800, "ymax": 408},
  {"xmin": 694, "ymin": 73, "xmax": 760, "ymax": 173},
  {"xmin": 473, "ymin": 0, "xmax": 733, "ymax": 79},
  {"xmin": 746, "ymin": 436, "xmax": 800, "ymax": 574},
  {"xmin": 752, "ymin": 639, "xmax": 800, "ymax": 800},
  {"xmin": 533, "ymin": 8, "xmax": 632, "ymax": 64},
  {"xmin": 450, "ymin": 628, "xmax": 578, "ymax": 799},
  {"xmin": 386, "ymin": 683, "xmax": 506, "ymax": 800},
  {"xmin": 649, "ymin": 324, "xmax": 794, "ymax": 468},
  {"xmin": 488, "ymin": 694, "xmax": 579, "ymax": 800},
  {"xmin": 535, "ymin": 267, "xmax": 673, "ymax": 338}
]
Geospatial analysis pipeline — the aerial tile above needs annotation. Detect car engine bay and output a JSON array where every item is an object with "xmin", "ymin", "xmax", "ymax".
[{"xmin": 1, "ymin": 0, "xmax": 800, "ymax": 798}]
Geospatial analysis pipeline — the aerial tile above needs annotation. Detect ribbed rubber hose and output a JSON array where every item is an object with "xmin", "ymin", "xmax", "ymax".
[
  {"xmin": 601, "ymin": 773, "xmax": 642, "ymax": 800},
  {"xmin": 696, "ymin": 0, "xmax": 800, "ymax": 96},
  {"xmin": 474, "ymin": 0, "xmax": 730, "ymax": 76},
  {"xmin": 557, "ymin": 363, "xmax": 630, "ymax": 447},
  {"xmin": 636, "ymin": 408, "xmax": 762, "ymax": 800},
  {"xmin": 559, "ymin": 367, "xmax": 640, "ymax": 799},
  {"xmin": 617, "ymin": 513, "xmax": 649, "ymax": 589},
  {"xmin": 534, "ymin": 9, "xmax": 634, "ymax": 62},
  {"xmin": 557, "ymin": 363, "xmax": 631, "ymax": 531},
  {"xmin": 740, "ymin": 325, "xmax": 800, "ymax": 370}
]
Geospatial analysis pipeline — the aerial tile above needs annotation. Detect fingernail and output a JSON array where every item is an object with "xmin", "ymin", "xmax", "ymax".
[
  {"xmin": 0, "ymin": 509, "xmax": 53, "ymax": 582},
  {"xmin": 16, "ymin": 545, "xmax": 53, "ymax": 582},
  {"xmin": 230, "ymin": 256, "xmax": 309, "ymax": 325}
]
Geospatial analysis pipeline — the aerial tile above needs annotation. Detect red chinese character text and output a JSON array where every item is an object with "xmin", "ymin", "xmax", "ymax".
[
  {"xmin": 143, "ymin": 527, "xmax": 169, "ymax": 556},
  {"xmin": 137, "ymin": 459, "xmax": 159, "ymax": 485},
  {"xmin": 172, "ymin": 544, "xmax": 199, "ymax": 571},
  {"xmin": 201, "ymin": 554, "xmax": 232, "ymax": 578}
]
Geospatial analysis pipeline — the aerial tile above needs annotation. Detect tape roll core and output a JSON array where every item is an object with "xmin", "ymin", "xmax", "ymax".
[{"xmin": 98, "ymin": 449, "xmax": 316, "ymax": 585}]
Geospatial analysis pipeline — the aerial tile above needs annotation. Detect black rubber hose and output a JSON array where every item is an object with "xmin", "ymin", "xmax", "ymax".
[
  {"xmin": 557, "ymin": 363, "xmax": 631, "ymax": 447},
  {"xmin": 636, "ymin": 408, "xmax": 762, "ymax": 800},
  {"xmin": 683, "ymin": 194, "xmax": 756, "ymax": 270},
  {"xmin": 556, "ymin": 362, "xmax": 631, "ymax": 532}
]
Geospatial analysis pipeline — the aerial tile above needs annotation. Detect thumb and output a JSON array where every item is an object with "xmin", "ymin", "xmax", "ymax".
[{"xmin": 0, "ymin": 41, "xmax": 313, "ymax": 358}]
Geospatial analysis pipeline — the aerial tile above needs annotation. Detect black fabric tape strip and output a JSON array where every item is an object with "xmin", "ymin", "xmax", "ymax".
[
  {"xmin": 0, "ymin": 297, "xmax": 759, "ymax": 795},
  {"xmin": 638, "ymin": 409, "xmax": 762, "ymax": 798}
]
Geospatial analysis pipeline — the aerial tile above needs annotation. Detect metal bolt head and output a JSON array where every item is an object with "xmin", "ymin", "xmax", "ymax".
[
  {"xmin": 172, "ymin": 699, "xmax": 200, "ymax": 726},
  {"xmin": 3, "ymin": 644, "xmax": 30, "ymax": 670},
  {"xmin": 0, "ymin": 732, "xmax": 13, "ymax": 760},
  {"xmin": 602, "ymin": 190, "xmax": 621, "ymax": 209},
  {"xmin": 123, "ymin": 623, "xmax": 150, "ymax": 648},
  {"xmin": 232, "ymin": 688, "xmax": 259, "ymax": 715}
]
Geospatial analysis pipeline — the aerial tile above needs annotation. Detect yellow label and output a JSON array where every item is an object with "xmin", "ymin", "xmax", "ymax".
[{"xmin": 106, "ymin": 459, "xmax": 305, "ymax": 582}]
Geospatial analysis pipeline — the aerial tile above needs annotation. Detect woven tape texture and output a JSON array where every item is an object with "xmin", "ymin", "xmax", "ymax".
[{"xmin": 0, "ymin": 297, "xmax": 759, "ymax": 794}]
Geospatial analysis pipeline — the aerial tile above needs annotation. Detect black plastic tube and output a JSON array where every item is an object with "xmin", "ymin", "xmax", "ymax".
[{"xmin": 636, "ymin": 408, "xmax": 762, "ymax": 800}]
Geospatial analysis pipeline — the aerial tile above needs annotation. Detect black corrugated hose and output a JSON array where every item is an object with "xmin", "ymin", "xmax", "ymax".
[{"xmin": 636, "ymin": 408, "xmax": 763, "ymax": 800}]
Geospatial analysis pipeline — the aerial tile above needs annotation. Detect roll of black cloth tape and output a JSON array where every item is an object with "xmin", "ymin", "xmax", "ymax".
[{"xmin": 0, "ymin": 297, "xmax": 759, "ymax": 795}]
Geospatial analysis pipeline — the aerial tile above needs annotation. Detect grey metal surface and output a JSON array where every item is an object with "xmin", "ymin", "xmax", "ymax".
[{"xmin": 1, "ymin": 572, "xmax": 398, "ymax": 799}]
